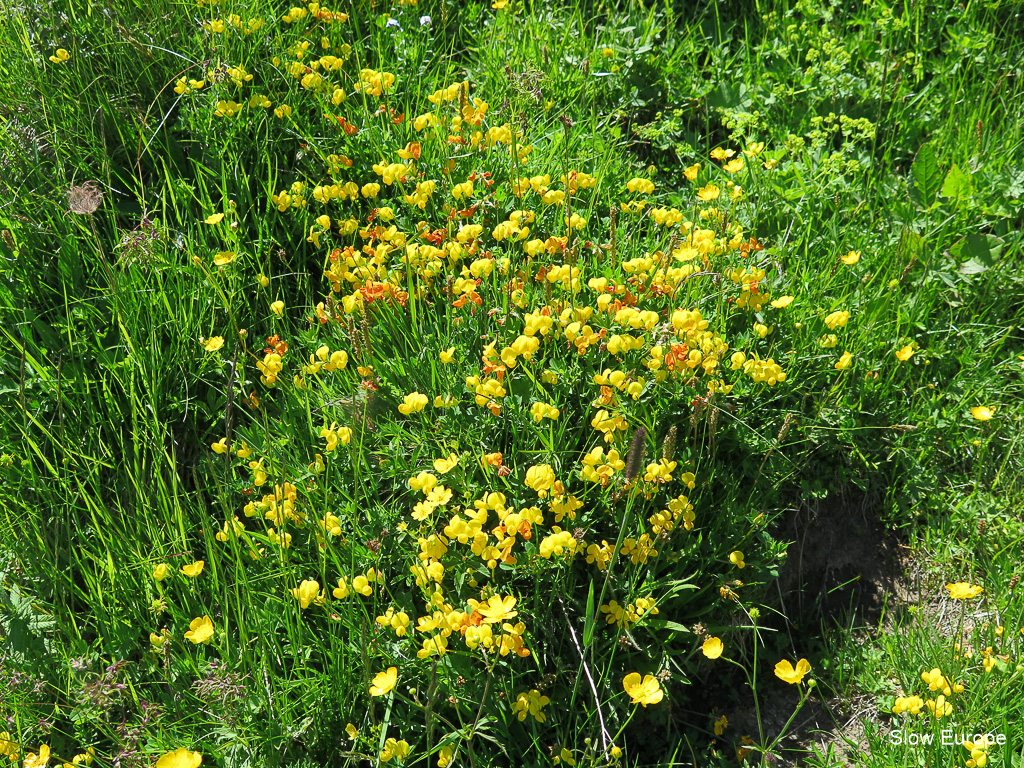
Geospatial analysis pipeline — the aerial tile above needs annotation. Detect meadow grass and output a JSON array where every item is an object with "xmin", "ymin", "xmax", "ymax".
[{"xmin": 1, "ymin": 0, "xmax": 1023, "ymax": 765}]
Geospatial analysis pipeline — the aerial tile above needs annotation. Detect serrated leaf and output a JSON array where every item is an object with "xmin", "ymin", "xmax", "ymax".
[
  {"xmin": 908, "ymin": 144, "xmax": 942, "ymax": 208},
  {"xmin": 954, "ymin": 234, "xmax": 1004, "ymax": 274},
  {"xmin": 940, "ymin": 163, "xmax": 973, "ymax": 201}
]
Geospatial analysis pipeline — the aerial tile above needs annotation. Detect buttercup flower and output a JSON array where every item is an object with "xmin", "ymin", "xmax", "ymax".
[
  {"xmin": 774, "ymin": 658, "xmax": 811, "ymax": 684},
  {"xmin": 153, "ymin": 563, "xmax": 170, "ymax": 581},
  {"xmin": 181, "ymin": 560, "xmax": 204, "ymax": 577},
  {"xmin": 970, "ymin": 406, "xmax": 994, "ymax": 421},
  {"xmin": 895, "ymin": 345, "xmax": 915, "ymax": 361},
  {"xmin": 623, "ymin": 672, "xmax": 663, "ymax": 706},
  {"xmin": 184, "ymin": 615, "xmax": 214, "ymax": 644},
  {"xmin": 702, "ymin": 637, "xmax": 724, "ymax": 659},
  {"xmin": 729, "ymin": 551, "xmax": 745, "ymax": 569},
  {"xmin": 946, "ymin": 582, "xmax": 984, "ymax": 599},
  {"xmin": 155, "ymin": 748, "xmax": 203, "ymax": 768},
  {"xmin": 370, "ymin": 666, "xmax": 398, "ymax": 696},
  {"xmin": 841, "ymin": 250, "xmax": 861, "ymax": 265}
]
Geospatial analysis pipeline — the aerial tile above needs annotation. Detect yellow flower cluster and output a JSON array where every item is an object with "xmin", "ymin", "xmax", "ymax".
[{"xmin": 600, "ymin": 596, "xmax": 659, "ymax": 629}]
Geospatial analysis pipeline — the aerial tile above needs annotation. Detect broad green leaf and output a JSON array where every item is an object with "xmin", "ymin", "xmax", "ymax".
[
  {"xmin": 908, "ymin": 144, "xmax": 942, "ymax": 208},
  {"xmin": 955, "ymin": 234, "xmax": 1004, "ymax": 274},
  {"xmin": 940, "ymin": 163, "xmax": 973, "ymax": 202}
]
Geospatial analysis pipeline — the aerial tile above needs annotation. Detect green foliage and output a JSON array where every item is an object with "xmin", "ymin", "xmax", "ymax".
[{"xmin": 1, "ymin": 0, "xmax": 1023, "ymax": 766}]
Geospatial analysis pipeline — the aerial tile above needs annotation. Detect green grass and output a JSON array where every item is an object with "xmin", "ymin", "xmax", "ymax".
[{"xmin": 1, "ymin": 0, "xmax": 1023, "ymax": 765}]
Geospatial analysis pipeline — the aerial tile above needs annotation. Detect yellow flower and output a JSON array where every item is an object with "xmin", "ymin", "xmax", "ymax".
[
  {"xmin": 204, "ymin": 213, "xmax": 225, "ymax": 225},
  {"xmin": 202, "ymin": 336, "xmax": 225, "ymax": 353},
  {"xmin": 155, "ymin": 747, "xmax": 203, "ymax": 768},
  {"xmin": 153, "ymin": 563, "xmax": 170, "ymax": 581},
  {"xmin": 211, "ymin": 438, "xmax": 229, "ymax": 453},
  {"xmin": 770, "ymin": 295, "xmax": 794, "ymax": 309},
  {"xmin": 65, "ymin": 747, "xmax": 97, "ymax": 766},
  {"xmin": 824, "ymin": 310, "xmax": 850, "ymax": 330},
  {"xmin": 684, "ymin": 163, "xmax": 701, "ymax": 180},
  {"xmin": 946, "ymin": 582, "xmax": 984, "ymax": 599},
  {"xmin": 525, "ymin": 463, "xmax": 556, "ymax": 497},
  {"xmin": 213, "ymin": 250, "xmax": 235, "ymax": 266},
  {"xmin": 841, "ymin": 250, "xmax": 861, "ymax": 265},
  {"xmin": 345, "ymin": 723, "xmax": 358, "ymax": 739},
  {"xmin": 895, "ymin": 345, "xmax": 915, "ymax": 362},
  {"xmin": 702, "ymin": 637, "xmax": 724, "ymax": 659},
  {"xmin": 835, "ymin": 351, "xmax": 854, "ymax": 370},
  {"xmin": 398, "ymin": 392, "xmax": 429, "ymax": 415},
  {"xmin": 291, "ymin": 579, "xmax": 321, "ymax": 609},
  {"xmin": 184, "ymin": 615, "xmax": 214, "ymax": 644},
  {"xmin": 433, "ymin": 453, "xmax": 459, "ymax": 473},
  {"xmin": 696, "ymin": 184, "xmax": 720, "ymax": 201},
  {"xmin": 970, "ymin": 406, "xmax": 994, "ymax": 421},
  {"xmin": 437, "ymin": 745, "xmax": 454, "ymax": 768},
  {"xmin": 469, "ymin": 595, "xmax": 519, "ymax": 624},
  {"xmin": 601, "ymin": 47, "xmax": 615, "ymax": 58},
  {"xmin": 270, "ymin": 300, "xmax": 285, "ymax": 317},
  {"xmin": 622, "ymin": 672, "xmax": 663, "ymax": 706},
  {"xmin": 714, "ymin": 714, "xmax": 728, "ymax": 735},
  {"xmin": 774, "ymin": 658, "xmax": 811, "ymax": 684},
  {"xmin": 181, "ymin": 560, "xmax": 204, "ymax": 577},
  {"xmin": 369, "ymin": 666, "xmax": 398, "ymax": 696},
  {"xmin": 0, "ymin": 733, "xmax": 19, "ymax": 762},
  {"xmin": 927, "ymin": 694, "xmax": 953, "ymax": 718},
  {"xmin": 23, "ymin": 745, "xmax": 51, "ymax": 768},
  {"xmin": 625, "ymin": 177, "xmax": 656, "ymax": 195},
  {"xmin": 512, "ymin": 689, "xmax": 551, "ymax": 722},
  {"xmin": 439, "ymin": 347, "xmax": 456, "ymax": 363},
  {"xmin": 729, "ymin": 551, "xmax": 745, "ymax": 569},
  {"xmin": 49, "ymin": 49, "xmax": 70, "ymax": 63},
  {"xmin": 380, "ymin": 738, "xmax": 410, "ymax": 763}
]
